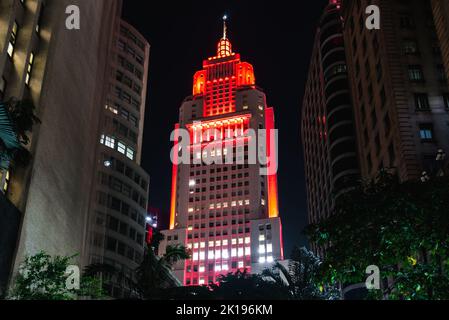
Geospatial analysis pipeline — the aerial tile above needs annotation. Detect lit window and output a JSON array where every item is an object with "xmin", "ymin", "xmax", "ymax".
[
  {"xmin": 267, "ymin": 243, "xmax": 273, "ymax": 253},
  {"xmin": 199, "ymin": 278, "xmax": 205, "ymax": 285},
  {"xmin": 188, "ymin": 208, "xmax": 194, "ymax": 213},
  {"xmin": 193, "ymin": 252, "xmax": 199, "ymax": 261},
  {"xmin": 238, "ymin": 200, "xmax": 243, "ymax": 206},
  {"xmin": 259, "ymin": 256, "xmax": 266, "ymax": 264},
  {"xmin": 419, "ymin": 124, "xmax": 434, "ymax": 141},
  {"xmin": 223, "ymin": 202, "xmax": 228, "ymax": 208},
  {"xmin": 261, "ymin": 199, "xmax": 266, "ymax": 206},
  {"xmin": 187, "ymin": 243, "xmax": 193, "ymax": 249},
  {"xmin": 215, "ymin": 240, "xmax": 221, "ymax": 247},
  {"xmin": 222, "ymin": 250, "xmax": 229, "ymax": 259},
  {"xmin": 222, "ymin": 239, "xmax": 228, "ymax": 246},
  {"xmin": 215, "ymin": 250, "xmax": 221, "ymax": 259},
  {"xmin": 208, "ymin": 241, "xmax": 214, "ymax": 247},
  {"xmin": 231, "ymin": 248, "xmax": 237, "ymax": 257},
  {"xmin": 199, "ymin": 251, "xmax": 205, "ymax": 261},
  {"xmin": 2, "ymin": 170, "xmax": 10, "ymax": 194},
  {"xmin": 244, "ymin": 237, "xmax": 250, "ymax": 244},
  {"xmin": 199, "ymin": 266, "xmax": 205, "ymax": 273},
  {"xmin": 126, "ymin": 147, "xmax": 135, "ymax": 160},
  {"xmin": 238, "ymin": 248, "xmax": 244, "ymax": 257},
  {"xmin": 267, "ymin": 255, "xmax": 274, "ymax": 263},
  {"xmin": 222, "ymin": 263, "xmax": 229, "ymax": 271},
  {"xmin": 200, "ymin": 242, "xmax": 205, "ymax": 248},
  {"xmin": 105, "ymin": 136, "xmax": 115, "ymax": 149},
  {"xmin": 216, "ymin": 203, "xmax": 222, "ymax": 209},
  {"xmin": 232, "ymin": 239, "xmax": 237, "ymax": 245},
  {"xmin": 259, "ymin": 245, "xmax": 265, "ymax": 254},
  {"xmin": 245, "ymin": 247, "xmax": 251, "ymax": 256},
  {"xmin": 25, "ymin": 52, "xmax": 34, "ymax": 85},
  {"xmin": 208, "ymin": 250, "xmax": 214, "ymax": 259},
  {"xmin": 215, "ymin": 264, "xmax": 222, "ymax": 272},
  {"xmin": 117, "ymin": 141, "xmax": 126, "ymax": 154},
  {"xmin": 196, "ymin": 153, "xmax": 201, "ymax": 160},
  {"xmin": 259, "ymin": 234, "xmax": 265, "ymax": 242},
  {"xmin": 7, "ymin": 21, "xmax": 19, "ymax": 58},
  {"xmin": 238, "ymin": 261, "xmax": 244, "ymax": 268},
  {"xmin": 245, "ymin": 199, "xmax": 250, "ymax": 205},
  {"xmin": 238, "ymin": 238, "xmax": 244, "ymax": 244},
  {"xmin": 209, "ymin": 204, "xmax": 215, "ymax": 209},
  {"xmin": 189, "ymin": 179, "xmax": 196, "ymax": 187},
  {"xmin": 188, "ymin": 225, "xmax": 193, "ymax": 231}
]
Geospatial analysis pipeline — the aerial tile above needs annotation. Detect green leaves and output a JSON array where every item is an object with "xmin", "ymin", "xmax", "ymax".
[
  {"xmin": 8, "ymin": 251, "xmax": 104, "ymax": 300},
  {"xmin": 306, "ymin": 171, "xmax": 449, "ymax": 300}
]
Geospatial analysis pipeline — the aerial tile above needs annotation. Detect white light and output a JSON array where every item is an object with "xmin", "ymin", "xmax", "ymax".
[
  {"xmin": 259, "ymin": 235, "xmax": 265, "ymax": 241},
  {"xmin": 267, "ymin": 255, "xmax": 274, "ymax": 263},
  {"xmin": 267, "ymin": 243, "xmax": 273, "ymax": 253},
  {"xmin": 104, "ymin": 160, "xmax": 112, "ymax": 167},
  {"xmin": 259, "ymin": 245, "xmax": 265, "ymax": 254},
  {"xmin": 244, "ymin": 237, "xmax": 250, "ymax": 244},
  {"xmin": 238, "ymin": 261, "xmax": 244, "ymax": 268},
  {"xmin": 199, "ymin": 266, "xmax": 205, "ymax": 273},
  {"xmin": 145, "ymin": 217, "xmax": 152, "ymax": 222},
  {"xmin": 189, "ymin": 180, "xmax": 196, "ymax": 187},
  {"xmin": 223, "ymin": 15, "xmax": 228, "ymax": 21},
  {"xmin": 199, "ymin": 278, "xmax": 205, "ymax": 285},
  {"xmin": 259, "ymin": 256, "xmax": 266, "ymax": 263}
]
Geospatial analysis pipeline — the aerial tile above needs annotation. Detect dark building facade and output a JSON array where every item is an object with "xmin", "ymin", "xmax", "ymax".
[
  {"xmin": 301, "ymin": 0, "xmax": 360, "ymax": 254},
  {"xmin": 342, "ymin": 0, "xmax": 449, "ymax": 181}
]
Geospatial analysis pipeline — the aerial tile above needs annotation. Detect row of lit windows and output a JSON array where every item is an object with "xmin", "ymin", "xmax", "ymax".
[{"xmin": 100, "ymin": 134, "xmax": 135, "ymax": 161}]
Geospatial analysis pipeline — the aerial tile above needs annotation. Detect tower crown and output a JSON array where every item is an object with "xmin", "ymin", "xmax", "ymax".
[{"xmin": 217, "ymin": 15, "xmax": 233, "ymax": 57}]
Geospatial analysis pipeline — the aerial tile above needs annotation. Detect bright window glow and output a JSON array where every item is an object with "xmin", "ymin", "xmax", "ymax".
[
  {"xmin": 223, "ymin": 202, "xmax": 228, "ymax": 208},
  {"xmin": 259, "ymin": 245, "xmax": 265, "ymax": 254},
  {"xmin": 261, "ymin": 199, "xmax": 266, "ymax": 206},
  {"xmin": 238, "ymin": 248, "xmax": 244, "ymax": 257},
  {"xmin": 267, "ymin": 255, "xmax": 274, "ymax": 263},
  {"xmin": 215, "ymin": 250, "xmax": 221, "ymax": 259},
  {"xmin": 238, "ymin": 200, "xmax": 243, "ymax": 206},
  {"xmin": 215, "ymin": 240, "xmax": 221, "ymax": 247},
  {"xmin": 244, "ymin": 237, "xmax": 250, "ymax": 244},
  {"xmin": 199, "ymin": 251, "xmax": 205, "ymax": 261},
  {"xmin": 245, "ymin": 199, "xmax": 250, "ymax": 205},
  {"xmin": 238, "ymin": 238, "xmax": 244, "ymax": 244},
  {"xmin": 259, "ymin": 256, "xmax": 266, "ymax": 263},
  {"xmin": 267, "ymin": 243, "xmax": 273, "ymax": 253},
  {"xmin": 199, "ymin": 278, "xmax": 205, "ymax": 285},
  {"xmin": 259, "ymin": 235, "xmax": 265, "ymax": 241},
  {"xmin": 232, "ymin": 239, "xmax": 237, "ymax": 245},
  {"xmin": 231, "ymin": 248, "xmax": 237, "ymax": 257},
  {"xmin": 238, "ymin": 261, "xmax": 244, "ymax": 268},
  {"xmin": 200, "ymin": 242, "xmax": 205, "ymax": 248},
  {"xmin": 210, "ymin": 204, "xmax": 215, "ymax": 209},
  {"xmin": 126, "ymin": 147, "xmax": 135, "ymax": 160},
  {"xmin": 208, "ymin": 250, "xmax": 214, "ymax": 259},
  {"xmin": 194, "ymin": 243, "xmax": 199, "ymax": 249},
  {"xmin": 222, "ymin": 263, "xmax": 229, "ymax": 271},
  {"xmin": 199, "ymin": 266, "xmax": 205, "ymax": 273},
  {"xmin": 187, "ymin": 243, "xmax": 193, "ymax": 249},
  {"xmin": 215, "ymin": 264, "xmax": 222, "ymax": 272},
  {"xmin": 117, "ymin": 142, "xmax": 126, "ymax": 155},
  {"xmin": 189, "ymin": 179, "xmax": 196, "ymax": 187},
  {"xmin": 231, "ymin": 201, "xmax": 237, "ymax": 207},
  {"xmin": 222, "ymin": 240, "xmax": 228, "ymax": 246},
  {"xmin": 193, "ymin": 252, "xmax": 199, "ymax": 261},
  {"xmin": 209, "ymin": 241, "xmax": 214, "ymax": 247},
  {"xmin": 222, "ymin": 250, "xmax": 229, "ymax": 259}
]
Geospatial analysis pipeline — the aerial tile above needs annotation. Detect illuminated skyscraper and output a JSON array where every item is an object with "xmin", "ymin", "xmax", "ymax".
[{"xmin": 159, "ymin": 18, "xmax": 284, "ymax": 286}]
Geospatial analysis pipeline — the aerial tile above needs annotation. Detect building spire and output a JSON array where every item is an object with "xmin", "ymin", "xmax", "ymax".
[{"xmin": 223, "ymin": 15, "xmax": 228, "ymax": 39}]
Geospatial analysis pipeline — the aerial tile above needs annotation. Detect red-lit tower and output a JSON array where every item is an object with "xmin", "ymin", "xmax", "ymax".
[{"xmin": 159, "ymin": 17, "xmax": 284, "ymax": 286}]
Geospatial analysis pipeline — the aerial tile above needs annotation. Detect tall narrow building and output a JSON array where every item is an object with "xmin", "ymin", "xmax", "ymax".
[
  {"xmin": 83, "ymin": 18, "xmax": 150, "ymax": 298},
  {"xmin": 342, "ymin": 0, "xmax": 449, "ymax": 181},
  {"xmin": 0, "ymin": 0, "xmax": 123, "ymax": 296},
  {"xmin": 301, "ymin": 0, "xmax": 360, "ymax": 254},
  {"xmin": 159, "ymin": 19, "xmax": 284, "ymax": 286}
]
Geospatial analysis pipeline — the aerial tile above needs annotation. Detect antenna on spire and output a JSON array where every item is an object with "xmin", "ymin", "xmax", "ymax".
[{"xmin": 222, "ymin": 14, "xmax": 228, "ymax": 39}]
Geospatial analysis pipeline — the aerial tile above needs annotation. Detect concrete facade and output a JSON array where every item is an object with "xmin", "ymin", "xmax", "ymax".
[
  {"xmin": 0, "ymin": 0, "xmax": 122, "ymax": 287},
  {"xmin": 342, "ymin": 0, "xmax": 449, "ymax": 181}
]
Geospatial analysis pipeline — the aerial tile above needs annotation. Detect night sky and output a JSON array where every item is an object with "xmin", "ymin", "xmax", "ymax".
[{"xmin": 122, "ymin": 0, "xmax": 328, "ymax": 257}]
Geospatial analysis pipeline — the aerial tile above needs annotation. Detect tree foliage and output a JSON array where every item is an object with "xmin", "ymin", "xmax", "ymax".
[
  {"xmin": 306, "ymin": 171, "xmax": 449, "ymax": 299},
  {"xmin": 8, "ymin": 251, "xmax": 104, "ymax": 300},
  {"xmin": 263, "ymin": 247, "xmax": 339, "ymax": 300}
]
